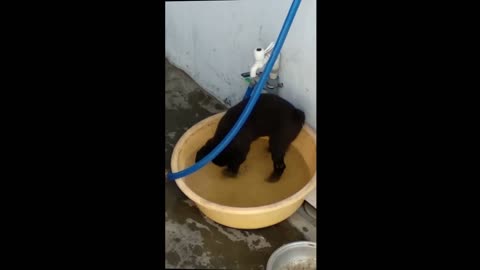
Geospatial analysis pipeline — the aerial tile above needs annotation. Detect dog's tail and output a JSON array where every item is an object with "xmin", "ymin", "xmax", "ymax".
[{"xmin": 293, "ymin": 108, "xmax": 306, "ymax": 125}]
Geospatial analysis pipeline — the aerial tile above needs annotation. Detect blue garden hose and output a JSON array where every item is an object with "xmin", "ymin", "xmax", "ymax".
[
  {"xmin": 167, "ymin": 0, "xmax": 302, "ymax": 181},
  {"xmin": 243, "ymin": 85, "xmax": 254, "ymax": 100}
]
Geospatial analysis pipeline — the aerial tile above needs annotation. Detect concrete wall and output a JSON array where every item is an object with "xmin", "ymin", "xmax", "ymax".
[{"xmin": 165, "ymin": 0, "xmax": 316, "ymax": 130}]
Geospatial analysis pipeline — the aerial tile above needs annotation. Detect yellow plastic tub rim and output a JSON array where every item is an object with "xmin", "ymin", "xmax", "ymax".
[{"xmin": 171, "ymin": 112, "xmax": 317, "ymax": 228}]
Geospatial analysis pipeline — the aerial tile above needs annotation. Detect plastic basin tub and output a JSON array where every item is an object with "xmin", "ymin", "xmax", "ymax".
[{"xmin": 171, "ymin": 112, "xmax": 316, "ymax": 229}]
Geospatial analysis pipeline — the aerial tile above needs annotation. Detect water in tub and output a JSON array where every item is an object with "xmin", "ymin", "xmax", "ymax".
[{"xmin": 183, "ymin": 138, "xmax": 311, "ymax": 207}]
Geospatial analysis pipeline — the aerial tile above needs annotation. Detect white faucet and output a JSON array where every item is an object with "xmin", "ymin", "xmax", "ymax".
[{"xmin": 249, "ymin": 42, "xmax": 281, "ymax": 80}]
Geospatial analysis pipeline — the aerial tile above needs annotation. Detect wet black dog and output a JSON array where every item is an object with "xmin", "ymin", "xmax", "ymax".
[{"xmin": 195, "ymin": 94, "xmax": 305, "ymax": 182}]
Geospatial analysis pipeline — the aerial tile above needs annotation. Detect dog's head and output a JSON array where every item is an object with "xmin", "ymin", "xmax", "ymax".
[{"xmin": 195, "ymin": 138, "xmax": 232, "ymax": 167}]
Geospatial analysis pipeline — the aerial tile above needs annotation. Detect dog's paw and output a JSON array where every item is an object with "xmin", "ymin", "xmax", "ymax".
[
  {"xmin": 266, "ymin": 172, "xmax": 282, "ymax": 182},
  {"xmin": 222, "ymin": 168, "xmax": 238, "ymax": 178}
]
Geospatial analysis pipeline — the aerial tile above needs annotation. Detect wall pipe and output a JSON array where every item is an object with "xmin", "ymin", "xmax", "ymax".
[{"xmin": 167, "ymin": 0, "xmax": 302, "ymax": 181}]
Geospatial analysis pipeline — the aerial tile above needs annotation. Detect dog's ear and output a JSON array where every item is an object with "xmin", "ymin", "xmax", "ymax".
[
  {"xmin": 196, "ymin": 139, "xmax": 215, "ymax": 162},
  {"xmin": 204, "ymin": 138, "xmax": 215, "ymax": 149}
]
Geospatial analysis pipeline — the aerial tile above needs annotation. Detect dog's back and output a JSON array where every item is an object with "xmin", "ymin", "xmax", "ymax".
[{"xmin": 215, "ymin": 94, "xmax": 305, "ymax": 140}]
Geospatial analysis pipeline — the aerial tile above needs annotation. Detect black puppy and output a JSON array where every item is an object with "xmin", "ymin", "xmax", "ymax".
[{"xmin": 195, "ymin": 94, "xmax": 305, "ymax": 182}]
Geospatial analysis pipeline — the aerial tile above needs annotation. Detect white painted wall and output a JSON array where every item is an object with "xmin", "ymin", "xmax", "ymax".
[
  {"xmin": 165, "ymin": 0, "xmax": 316, "ymax": 130},
  {"xmin": 166, "ymin": 0, "xmax": 317, "ymax": 207}
]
